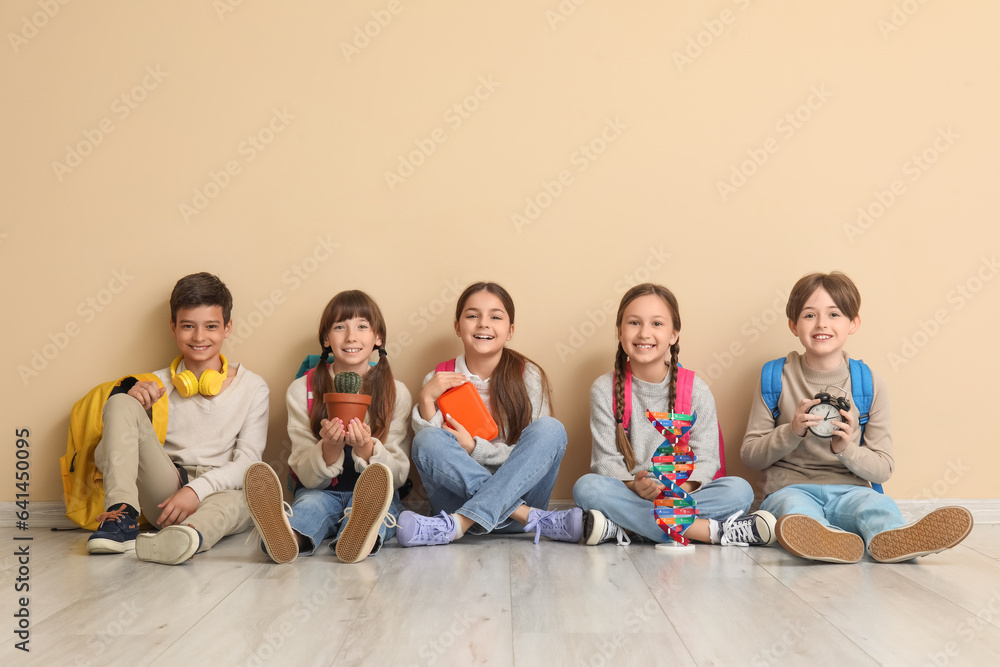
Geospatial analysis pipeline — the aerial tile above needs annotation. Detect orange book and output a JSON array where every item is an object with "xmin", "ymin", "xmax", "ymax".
[{"xmin": 437, "ymin": 382, "xmax": 499, "ymax": 441}]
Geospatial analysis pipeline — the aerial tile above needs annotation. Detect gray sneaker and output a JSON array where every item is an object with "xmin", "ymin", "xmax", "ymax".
[{"xmin": 719, "ymin": 510, "xmax": 777, "ymax": 546}]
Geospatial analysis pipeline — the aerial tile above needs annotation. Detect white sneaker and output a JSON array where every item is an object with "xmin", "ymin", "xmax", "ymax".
[
  {"xmin": 136, "ymin": 525, "xmax": 201, "ymax": 565},
  {"xmin": 583, "ymin": 509, "xmax": 631, "ymax": 546},
  {"xmin": 718, "ymin": 511, "xmax": 777, "ymax": 547}
]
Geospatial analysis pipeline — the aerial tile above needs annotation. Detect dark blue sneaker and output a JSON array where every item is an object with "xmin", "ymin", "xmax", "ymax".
[{"xmin": 87, "ymin": 504, "xmax": 140, "ymax": 554}]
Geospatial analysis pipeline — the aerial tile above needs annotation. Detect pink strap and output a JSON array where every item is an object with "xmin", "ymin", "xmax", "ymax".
[
  {"xmin": 435, "ymin": 358, "xmax": 457, "ymax": 373},
  {"xmin": 305, "ymin": 367, "xmax": 315, "ymax": 411}
]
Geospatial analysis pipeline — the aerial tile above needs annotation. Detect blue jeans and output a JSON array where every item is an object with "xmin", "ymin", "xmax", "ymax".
[
  {"xmin": 760, "ymin": 483, "xmax": 905, "ymax": 548},
  {"xmin": 289, "ymin": 486, "xmax": 402, "ymax": 556},
  {"xmin": 411, "ymin": 417, "xmax": 567, "ymax": 534},
  {"xmin": 573, "ymin": 473, "xmax": 754, "ymax": 542}
]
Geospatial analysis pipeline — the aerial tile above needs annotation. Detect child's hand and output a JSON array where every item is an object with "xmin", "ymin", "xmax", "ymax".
[
  {"xmin": 320, "ymin": 418, "xmax": 347, "ymax": 464},
  {"xmin": 128, "ymin": 381, "xmax": 166, "ymax": 410},
  {"xmin": 156, "ymin": 486, "xmax": 200, "ymax": 526},
  {"xmin": 345, "ymin": 418, "xmax": 375, "ymax": 461},
  {"xmin": 418, "ymin": 372, "xmax": 468, "ymax": 420},
  {"xmin": 791, "ymin": 397, "xmax": 822, "ymax": 437},
  {"xmin": 442, "ymin": 413, "xmax": 475, "ymax": 454},
  {"xmin": 830, "ymin": 408, "xmax": 855, "ymax": 454},
  {"xmin": 628, "ymin": 470, "xmax": 665, "ymax": 501}
]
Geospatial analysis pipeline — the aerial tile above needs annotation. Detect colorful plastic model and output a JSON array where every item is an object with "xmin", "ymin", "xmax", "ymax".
[{"xmin": 646, "ymin": 410, "xmax": 699, "ymax": 547}]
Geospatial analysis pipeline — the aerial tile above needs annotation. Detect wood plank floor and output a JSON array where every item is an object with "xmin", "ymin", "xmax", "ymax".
[{"xmin": 2, "ymin": 524, "xmax": 999, "ymax": 666}]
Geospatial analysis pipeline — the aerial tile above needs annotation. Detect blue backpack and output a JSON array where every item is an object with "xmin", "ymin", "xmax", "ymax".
[{"xmin": 760, "ymin": 357, "xmax": 883, "ymax": 494}]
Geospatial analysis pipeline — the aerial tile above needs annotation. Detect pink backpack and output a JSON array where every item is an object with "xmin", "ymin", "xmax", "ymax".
[{"xmin": 614, "ymin": 364, "xmax": 727, "ymax": 479}]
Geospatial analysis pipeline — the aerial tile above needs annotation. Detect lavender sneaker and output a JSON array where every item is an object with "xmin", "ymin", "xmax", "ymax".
[
  {"xmin": 396, "ymin": 511, "xmax": 457, "ymax": 547},
  {"xmin": 524, "ymin": 507, "xmax": 583, "ymax": 544}
]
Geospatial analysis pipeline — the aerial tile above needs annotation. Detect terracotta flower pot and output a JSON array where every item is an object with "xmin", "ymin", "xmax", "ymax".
[{"xmin": 324, "ymin": 392, "xmax": 371, "ymax": 424}]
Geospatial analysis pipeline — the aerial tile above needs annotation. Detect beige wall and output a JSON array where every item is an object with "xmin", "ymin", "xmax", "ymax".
[{"xmin": 3, "ymin": 1, "xmax": 998, "ymax": 506}]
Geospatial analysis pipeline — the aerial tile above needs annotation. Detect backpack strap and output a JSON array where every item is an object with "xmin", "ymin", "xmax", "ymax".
[
  {"xmin": 849, "ymin": 358, "xmax": 882, "ymax": 494},
  {"xmin": 435, "ymin": 359, "xmax": 457, "ymax": 373},
  {"xmin": 305, "ymin": 367, "xmax": 315, "ymax": 412},
  {"xmin": 673, "ymin": 366, "xmax": 727, "ymax": 479},
  {"xmin": 761, "ymin": 358, "xmax": 786, "ymax": 420}
]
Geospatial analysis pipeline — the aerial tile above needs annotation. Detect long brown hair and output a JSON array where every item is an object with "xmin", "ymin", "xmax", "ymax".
[
  {"xmin": 455, "ymin": 282, "xmax": 552, "ymax": 444},
  {"xmin": 309, "ymin": 290, "xmax": 396, "ymax": 442},
  {"xmin": 613, "ymin": 283, "xmax": 681, "ymax": 472}
]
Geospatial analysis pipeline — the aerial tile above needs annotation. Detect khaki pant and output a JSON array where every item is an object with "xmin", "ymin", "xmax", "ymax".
[{"xmin": 94, "ymin": 394, "xmax": 252, "ymax": 551}]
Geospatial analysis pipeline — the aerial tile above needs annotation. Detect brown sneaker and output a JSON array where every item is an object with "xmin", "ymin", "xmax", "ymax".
[
  {"xmin": 869, "ymin": 506, "xmax": 974, "ymax": 563},
  {"xmin": 244, "ymin": 462, "xmax": 298, "ymax": 564},
  {"xmin": 775, "ymin": 514, "xmax": 864, "ymax": 563},
  {"xmin": 336, "ymin": 462, "xmax": 393, "ymax": 564}
]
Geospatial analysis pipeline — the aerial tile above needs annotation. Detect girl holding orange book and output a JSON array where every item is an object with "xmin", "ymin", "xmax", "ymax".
[{"xmin": 397, "ymin": 282, "xmax": 581, "ymax": 546}]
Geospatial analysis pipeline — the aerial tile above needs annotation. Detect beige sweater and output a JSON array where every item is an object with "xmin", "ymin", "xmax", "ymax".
[
  {"xmin": 286, "ymin": 371, "xmax": 411, "ymax": 491},
  {"xmin": 741, "ymin": 351, "xmax": 894, "ymax": 496},
  {"xmin": 152, "ymin": 362, "xmax": 269, "ymax": 500}
]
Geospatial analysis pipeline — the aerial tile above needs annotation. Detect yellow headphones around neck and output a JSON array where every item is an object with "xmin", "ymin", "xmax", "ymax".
[{"xmin": 170, "ymin": 354, "xmax": 229, "ymax": 397}]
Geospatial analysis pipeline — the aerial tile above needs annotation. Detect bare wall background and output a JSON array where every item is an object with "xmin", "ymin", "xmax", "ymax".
[{"xmin": 2, "ymin": 1, "xmax": 997, "ymax": 506}]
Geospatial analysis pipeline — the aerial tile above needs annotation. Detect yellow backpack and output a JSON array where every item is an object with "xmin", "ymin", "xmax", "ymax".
[{"xmin": 60, "ymin": 374, "xmax": 169, "ymax": 530}]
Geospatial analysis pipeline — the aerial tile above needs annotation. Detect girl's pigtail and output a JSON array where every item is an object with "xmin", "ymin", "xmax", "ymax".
[
  {"xmin": 362, "ymin": 348, "xmax": 396, "ymax": 442},
  {"xmin": 613, "ymin": 343, "xmax": 638, "ymax": 472},
  {"xmin": 309, "ymin": 347, "xmax": 333, "ymax": 438}
]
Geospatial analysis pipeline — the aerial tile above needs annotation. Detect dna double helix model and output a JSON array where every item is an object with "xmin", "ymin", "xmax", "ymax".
[{"xmin": 645, "ymin": 410, "xmax": 698, "ymax": 546}]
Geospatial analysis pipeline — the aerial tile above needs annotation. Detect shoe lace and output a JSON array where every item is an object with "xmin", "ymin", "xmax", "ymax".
[
  {"xmin": 525, "ymin": 509, "xmax": 573, "ymax": 545},
  {"xmin": 95, "ymin": 504, "xmax": 129, "ymax": 526},
  {"xmin": 339, "ymin": 508, "xmax": 399, "ymax": 529},
  {"xmin": 719, "ymin": 512, "xmax": 755, "ymax": 546},
  {"xmin": 245, "ymin": 501, "xmax": 294, "ymax": 546},
  {"xmin": 413, "ymin": 511, "xmax": 456, "ymax": 542},
  {"xmin": 603, "ymin": 519, "xmax": 631, "ymax": 546}
]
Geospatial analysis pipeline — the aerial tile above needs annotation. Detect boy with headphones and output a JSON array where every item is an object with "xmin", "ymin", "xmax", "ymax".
[
  {"xmin": 740, "ymin": 272, "xmax": 973, "ymax": 563},
  {"xmin": 87, "ymin": 272, "xmax": 269, "ymax": 564}
]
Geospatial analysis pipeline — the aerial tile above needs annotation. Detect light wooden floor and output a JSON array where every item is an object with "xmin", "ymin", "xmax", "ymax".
[{"xmin": 2, "ymin": 523, "xmax": 1000, "ymax": 666}]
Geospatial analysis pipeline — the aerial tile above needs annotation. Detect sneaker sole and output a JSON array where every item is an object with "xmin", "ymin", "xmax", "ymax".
[
  {"xmin": 136, "ymin": 526, "xmax": 199, "ymax": 565},
  {"xmin": 86, "ymin": 538, "xmax": 135, "ymax": 554},
  {"xmin": 869, "ymin": 506, "xmax": 974, "ymax": 563},
  {"xmin": 583, "ymin": 509, "xmax": 607, "ymax": 546},
  {"xmin": 776, "ymin": 514, "xmax": 864, "ymax": 563},
  {"xmin": 336, "ymin": 463, "xmax": 393, "ymax": 563},
  {"xmin": 244, "ymin": 462, "xmax": 298, "ymax": 564}
]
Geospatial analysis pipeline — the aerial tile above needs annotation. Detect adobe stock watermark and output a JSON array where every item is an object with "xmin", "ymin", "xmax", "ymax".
[
  {"xmin": 716, "ymin": 84, "xmax": 832, "ymax": 202},
  {"xmin": 228, "ymin": 236, "xmax": 339, "ymax": 347},
  {"xmin": 913, "ymin": 459, "xmax": 970, "ymax": 501},
  {"xmin": 673, "ymin": 0, "xmax": 756, "ymax": 72},
  {"xmin": 843, "ymin": 126, "xmax": 958, "ymax": 243},
  {"xmin": 51, "ymin": 65, "xmax": 169, "ymax": 183},
  {"xmin": 555, "ymin": 246, "xmax": 670, "ymax": 362},
  {"xmin": 340, "ymin": 0, "xmax": 414, "ymax": 62},
  {"xmin": 17, "ymin": 268, "xmax": 135, "ymax": 385},
  {"xmin": 703, "ymin": 289, "xmax": 789, "ymax": 387},
  {"xmin": 545, "ymin": 0, "xmax": 589, "ymax": 30},
  {"xmin": 7, "ymin": 0, "xmax": 72, "ymax": 54},
  {"xmin": 887, "ymin": 254, "xmax": 998, "ymax": 371},
  {"xmin": 243, "ymin": 574, "xmax": 342, "ymax": 667},
  {"xmin": 384, "ymin": 76, "xmax": 501, "ymax": 192},
  {"xmin": 88, "ymin": 600, "xmax": 143, "ymax": 656},
  {"xmin": 405, "ymin": 610, "xmax": 475, "ymax": 665},
  {"xmin": 179, "ymin": 107, "xmax": 295, "ymax": 223},
  {"xmin": 749, "ymin": 618, "xmax": 807, "ymax": 666},
  {"xmin": 878, "ymin": 0, "xmax": 933, "ymax": 40},
  {"xmin": 924, "ymin": 589, "xmax": 1000, "ymax": 667},
  {"xmin": 511, "ymin": 117, "xmax": 627, "ymax": 234},
  {"xmin": 383, "ymin": 277, "xmax": 465, "ymax": 360},
  {"xmin": 213, "ymin": 0, "xmax": 247, "ymax": 21}
]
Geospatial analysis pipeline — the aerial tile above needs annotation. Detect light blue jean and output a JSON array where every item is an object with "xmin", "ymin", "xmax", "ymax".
[
  {"xmin": 411, "ymin": 416, "xmax": 567, "ymax": 534},
  {"xmin": 573, "ymin": 473, "xmax": 754, "ymax": 542},
  {"xmin": 289, "ymin": 486, "xmax": 403, "ymax": 556},
  {"xmin": 760, "ymin": 483, "xmax": 905, "ymax": 549}
]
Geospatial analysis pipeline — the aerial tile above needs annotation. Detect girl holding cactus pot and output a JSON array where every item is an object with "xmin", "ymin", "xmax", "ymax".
[{"xmin": 243, "ymin": 290, "xmax": 412, "ymax": 564}]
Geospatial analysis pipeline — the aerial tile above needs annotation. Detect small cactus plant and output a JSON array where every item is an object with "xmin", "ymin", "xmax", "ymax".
[{"xmin": 334, "ymin": 371, "xmax": 363, "ymax": 394}]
